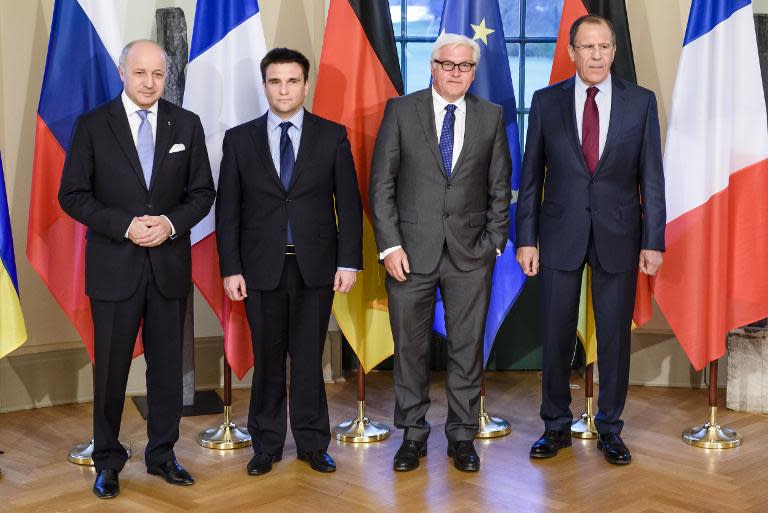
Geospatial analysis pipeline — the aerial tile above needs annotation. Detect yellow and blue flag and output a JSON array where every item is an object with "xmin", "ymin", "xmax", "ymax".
[
  {"xmin": 434, "ymin": 0, "xmax": 526, "ymax": 364},
  {"xmin": 1, "ymin": 152, "xmax": 27, "ymax": 358}
]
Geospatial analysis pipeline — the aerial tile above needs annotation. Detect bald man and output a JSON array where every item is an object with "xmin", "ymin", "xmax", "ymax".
[{"xmin": 59, "ymin": 40, "xmax": 215, "ymax": 499}]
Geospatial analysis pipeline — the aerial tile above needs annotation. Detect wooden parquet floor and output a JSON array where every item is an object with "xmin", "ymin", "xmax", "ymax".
[{"xmin": 0, "ymin": 371, "xmax": 766, "ymax": 513}]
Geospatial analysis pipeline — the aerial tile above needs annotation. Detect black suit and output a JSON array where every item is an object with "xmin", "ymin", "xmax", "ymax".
[
  {"xmin": 516, "ymin": 76, "xmax": 665, "ymax": 434},
  {"xmin": 59, "ymin": 96, "xmax": 215, "ymax": 472},
  {"xmin": 216, "ymin": 110, "xmax": 362, "ymax": 456}
]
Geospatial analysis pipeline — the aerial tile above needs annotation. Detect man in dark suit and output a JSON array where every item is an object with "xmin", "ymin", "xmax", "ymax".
[
  {"xmin": 369, "ymin": 33, "xmax": 511, "ymax": 473},
  {"xmin": 516, "ymin": 15, "xmax": 665, "ymax": 465},
  {"xmin": 216, "ymin": 48, "xmax": 362, "ymax": 476},
  {"xmin": 59, "ymin": 40, "xmax": 215, "ymax": 498}
]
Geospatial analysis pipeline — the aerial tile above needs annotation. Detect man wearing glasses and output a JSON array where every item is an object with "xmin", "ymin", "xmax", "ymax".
[
  {"xmin": 370, "ymin": 33, "xmax": 511, "ymax": 473},
  {"xmin": 517, "ymin": 15, "xmax": 665, "ymax": 465}
]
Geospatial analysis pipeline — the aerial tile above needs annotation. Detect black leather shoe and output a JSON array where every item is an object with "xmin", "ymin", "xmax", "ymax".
[
  {"xmin": 93, "ymin": 469, "xmax": 119, "ymax": 499},
  {"xmin": 447, "ymin": 440, "xmax": 480, "ymax": 472},
  {"xmin": 530, "ymin": 430, "xmax": 572, "ymax": 459},
  {"xmin": 147, "ymin": 459, "xmax": 195, "ymax": 485},
  {"xmin": 247, "ymin": 453, "xmax": 281, "ymax": 475},
  {"xmin": 297, "ymin": 449, "xmax": 336, "ymax": 473},
  {"xmin": 393, "ymin": 439, "xmax": 427, "ymax": 472},
  {"xmin": 597, "ymin": 433, "xmax": 632, "ymax": 465}
]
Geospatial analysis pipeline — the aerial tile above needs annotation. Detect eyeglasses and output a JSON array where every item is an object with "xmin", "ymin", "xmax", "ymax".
[
  {"xmin": 571, "ymin": 43, "xmax": 614, "ymax": 54},
  {"xmin": 433, "ymin": 60, "xmax": 476, "ymax": 72}
]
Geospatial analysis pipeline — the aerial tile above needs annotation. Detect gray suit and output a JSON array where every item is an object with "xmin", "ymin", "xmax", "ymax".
[{"xmin": 370, "ymin": 88, "xmax": 511, "ymax": 442}]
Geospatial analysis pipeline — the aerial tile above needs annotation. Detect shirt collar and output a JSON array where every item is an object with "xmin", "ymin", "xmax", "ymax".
[
  {"xmin": 121, "ymin": 90, "xmax": 159, "ymax": 117},
  {"xmin": 431, "ymin": 87, "xmax": 466, "ymax": 114},
  {"xmin": 575, "ymin": 73, "xmax": 612, "ymax": 96},
  {"xmin": 267, "ymin": 108, "xmax": 305, "ymax": 131}
]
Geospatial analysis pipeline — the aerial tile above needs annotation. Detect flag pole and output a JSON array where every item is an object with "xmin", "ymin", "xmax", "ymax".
[
  {"xmin": 198, "ymin": 359, "xmax": 251, "ymax": 449},
  {"xmin": 332, "ymin": 356, "xmax": 390, "ymax": 442},
  {"xmin": 571, "ymin": 362, "xmax": 598, "ymax": 439},
  {"xmin": 67, "ymin": 364, "xmax": 131, "ymax": 465},
  {"xmin": 682, "ymin": 357, "xmax": 742, "ymax": 448},
  {"xmin": 476, "ymin": 374, "xmax": 511, "ymax": 438}
]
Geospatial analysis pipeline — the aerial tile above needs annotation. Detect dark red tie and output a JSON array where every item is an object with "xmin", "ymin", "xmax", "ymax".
[{"xmin": 581, "ymin": 86, "xmax": 599, "ymax": 174}]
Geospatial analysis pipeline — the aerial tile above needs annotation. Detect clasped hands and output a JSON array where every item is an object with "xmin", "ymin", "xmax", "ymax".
[{"xmin": 127, "ymin": 215, "xmax": 172, "ymax": 247}]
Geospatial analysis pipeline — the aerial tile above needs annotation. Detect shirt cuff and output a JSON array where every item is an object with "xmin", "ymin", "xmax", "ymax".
[
  {"xmin": 337, "ymin": 267, "xmax": 360, "ymax": 272},
  {"xmin": 379, "ymin": 245, "xmax": 402, "ymax": 260},
  {"xmin": 161, "ymin": 215, "xmax": 177, "ymax": 239},
  {"xmin": 125, "ymin": 218, "xmax": 133, "ymax": 238}
]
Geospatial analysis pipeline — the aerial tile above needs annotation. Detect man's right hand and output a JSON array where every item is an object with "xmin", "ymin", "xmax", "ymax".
[
  {"xmin": 223, "ymin": 274, "xmax": 248, "ymax": 301},
  {"xmin": 516, "ymin": 246, "xmax": 539, "ymax": 277},
  {"xmin": 383, "ymin": 248, "xmax": 410, "ymax": 282}
]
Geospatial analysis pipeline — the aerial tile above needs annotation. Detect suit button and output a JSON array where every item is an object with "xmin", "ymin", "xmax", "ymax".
[
  {"xmin": 443, "ymin": 213, "xmax": 449, "ymax": 219},
  {"xmin": 447, "ymin": 184, "xmax": 452, "ymax": 189},
  {"xmin": 145, "ymin": 203, "xmax": 153, "ymax": 209},
  {"xmin": 586, "ymin": 207, "xmax": 591, "ymax": 212},
  {"xmin": 280, "ymin": 226, "xmax": 287, "ymax": 231},
  {"xmin": 285, "ymin": 199, "xmax": 292, "ymax": 204}
]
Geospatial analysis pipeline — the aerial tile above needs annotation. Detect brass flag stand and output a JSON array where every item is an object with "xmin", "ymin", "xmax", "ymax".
[
  {"xmin": 332, "ymin": 358, "xmax": 390, "ymax": 442},
  {"xmin": 571, "ymin": 363, "xmax": 598, "ymax": 439},
  {"xmin": 682, "ymin": 359, "xmax": 742, "ymax": 448},
  {"xmin": 476, "ymin": 375, "xmax": 511, "ymax": 438},
  {"xmin": 198, "ymin": 360, "xmax": 251, "ymax": 449}
]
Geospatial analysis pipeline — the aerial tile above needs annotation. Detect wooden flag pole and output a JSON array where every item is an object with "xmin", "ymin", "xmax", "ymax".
[
  {"xmin": 332, "ymin": 355, "xmax": 390, "ymax": 443},
  {"xmin": 198, "ymin": 359, "xmax": 251, "ymax": 449},
  {"xmin": 682, "ymin": 358, "xmax": 742, "ymax": 448}
]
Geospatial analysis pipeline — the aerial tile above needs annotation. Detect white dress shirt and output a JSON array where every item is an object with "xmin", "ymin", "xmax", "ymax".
[
  {"xmin": 574, "ymin": 73, "xmax": 612, "ymax": 158},
  {"xmin": 379, "ymin": 88, "xmax": 468, "ymax": 260},
  {"xmin": 121, "ymin": 91, "xmax": 175, "ymax": 237}
]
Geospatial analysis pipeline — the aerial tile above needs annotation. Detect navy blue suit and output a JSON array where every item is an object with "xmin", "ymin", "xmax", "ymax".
[{"xmin": 516, "ymin": 75, "xmax": 665, "ymax": 433}]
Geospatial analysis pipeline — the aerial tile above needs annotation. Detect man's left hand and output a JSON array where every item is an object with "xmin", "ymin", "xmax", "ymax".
[
  {"xmin": 333, "ymin": 270, "xmax": 357, "ymax": 293},
  {"xmin": 639, "ymin": 249, "xmax": 663, "ymax": 276},
  {"xmin": 134, "ymin": 215, "xmax": 172, "ymax": 247}
]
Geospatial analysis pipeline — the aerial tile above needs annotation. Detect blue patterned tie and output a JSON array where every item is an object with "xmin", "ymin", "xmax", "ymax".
[
  {"xmin": 439, "ymin": 104, "xmax": 457, "ymax": 178},
  {"xmin": 136, "ymin": 110, "xmax": 154, "ymax": 188},
  {"xmin": 279, "ymin": 121, "xmax": 295, "ymax": 243}
]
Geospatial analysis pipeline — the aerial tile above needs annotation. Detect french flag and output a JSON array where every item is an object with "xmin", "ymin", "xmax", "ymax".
[
  {"xmin": 654, "ymin": 0, "xmax": 768, "ymax": 370},
  {"xmin": 183, "ymin": 0, "xmax": 268, "ymax": 379},
  {"xmin": 26, "ymin": 0, "xmax": 126, "ymax": 360}
]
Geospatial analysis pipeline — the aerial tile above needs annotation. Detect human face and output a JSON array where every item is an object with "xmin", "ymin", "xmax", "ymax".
[
  {"xmin": 119, "ymin": 41, "xmax": 166, "ymax": 109},
  {"xmin": 431, "ymin": 44, "xmax": 476, "ymax": 103},
  {"xmin": 263, "ymin": 62, "xmax": 309, "ymax": 119},
  {"xmin": 568, "ymin": 22, "xmax": 616, "ymax": 86}
]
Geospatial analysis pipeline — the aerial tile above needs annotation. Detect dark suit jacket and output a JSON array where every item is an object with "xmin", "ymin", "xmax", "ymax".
[
  {"xmin": 516, "ymin": 76, "xmax": 666, "ymax": 273},
  {"xmin": 58, "ymin": 96, "xmax": 216, "ymax": 301},
  {"xmin": 369, "ymin": 88, "xmax": 511, "ymax": 274},
  {"xmin": 215, "ymin": 110, "xmax": 362, "ymax": 291}
]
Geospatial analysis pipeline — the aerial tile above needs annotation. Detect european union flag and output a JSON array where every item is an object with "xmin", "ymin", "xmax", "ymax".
[{"xmin": 433, "ymin": 0, "xmax": 526, "ymax": 365}]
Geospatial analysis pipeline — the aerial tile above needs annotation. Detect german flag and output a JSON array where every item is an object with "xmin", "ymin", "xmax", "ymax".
[
  {"xmin": 313, "ymin": 0, "xmax": 403, "ymax": 372},
  {"xmin": 549, "ymin": 0, "xmax": 641, "ymax": 364}
]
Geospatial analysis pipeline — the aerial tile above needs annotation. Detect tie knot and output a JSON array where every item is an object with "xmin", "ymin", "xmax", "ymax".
[
  {"xmin": 586, "ymin": 86, "xmax": 599, "ymax": 100},
  {"xmin": 279, "ymin": 121, "xmax": 293, "ymax": 134},
  {"xmin": 137, "ymin": 109, "xmax": 150, "ymax": 121},
  {"xmin": 445, "ymin": 104, "xmax": 457, "ymax": 114}
]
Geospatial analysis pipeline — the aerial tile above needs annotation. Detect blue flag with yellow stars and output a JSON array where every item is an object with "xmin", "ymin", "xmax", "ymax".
[{"xmin": 433, "ymin": 0, "xmax": 526, "ymax": 365}]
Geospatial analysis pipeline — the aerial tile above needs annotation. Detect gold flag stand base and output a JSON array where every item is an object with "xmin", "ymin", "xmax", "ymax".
[
  {"xmin": 682, "ymin": 406, "xmax": 743, "ymax": 449},
  {"xmin": 333, "ymin": 400, "xmax": 390, "ymax": 443},
  {"xmin": 198, "ymin": 405, "xmax": 252, "ymax": 450},
  {"xmin": 67, "ymin": 440, "xmax": 132, "ymax": 466},
  {"xmin": 476, "ymin": 394, "xmax": 511, "ymax": 438},
  {"xmin": 571, "ymin": 396, "xmax": 599, "ymax": 439}
]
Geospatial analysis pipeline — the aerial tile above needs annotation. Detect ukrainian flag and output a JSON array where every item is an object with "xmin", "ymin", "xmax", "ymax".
[{"xmin": 1, "ymin": 152, "xmax": 27, "ymax": 359}]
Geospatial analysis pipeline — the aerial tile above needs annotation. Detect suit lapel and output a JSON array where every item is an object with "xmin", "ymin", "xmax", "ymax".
[
  {"xmin": 450, "ymin": 94, "xmax": 478, "ymax": 180},
  {"xmin": 249, "ymin": 115, "xmax": 284, "ymax": 192},
  {"xmin": 560, "ymin": 77, "xmax": 591, "ymax": 177},
  {"xmin": 107, "ymin": 97, "xmax": 148, "ymax": 190},
  {"xmin": 593, "ymin": 77, "xmax": 627, "ymax": 177},
  {"xmin": 288, "ymin": 110, "xmax": 317, "ymax": 191},
  {"xmin": 415, "ymin": 89, "xmax": 448, "ymax": 178},
  {"xmin": 149, "ymin": 99, "xmax": 176, "ymax": 193}
]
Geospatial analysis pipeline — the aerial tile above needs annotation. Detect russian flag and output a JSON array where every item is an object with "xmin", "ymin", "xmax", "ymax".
[
  {"xmin": 1, "ymin": 152, "xmax": 27, "ymax": 359},
  {"xmin": 26, "ymin": 0, "xmax": 126, "ymax": 360},
  {"xmin": 183, "ymin": 0, "xmax": 268, "ymax": 379},
  {"xmin": 654, "ymin": 0, "xmax": 768, "ymax": 370}
]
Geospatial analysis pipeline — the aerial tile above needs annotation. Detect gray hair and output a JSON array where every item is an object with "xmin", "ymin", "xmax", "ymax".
[
  {"xmin": 430, "ymin": 33, "xmax": 481, "ymax": 66},
  {"xmin": 118, "ymin": 39, "xmax": 168, "ymax": 69}
]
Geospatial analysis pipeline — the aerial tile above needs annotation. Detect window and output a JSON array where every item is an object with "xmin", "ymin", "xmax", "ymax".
[{"xmin": 389, "ymin": 0, "xmax": 563, "ymax": 148}]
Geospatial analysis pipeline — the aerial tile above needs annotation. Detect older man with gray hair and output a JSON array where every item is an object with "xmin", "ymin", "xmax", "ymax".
[{"xmin": 370, "ymin": 33, "xmax": 511, "ymax": 472}]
